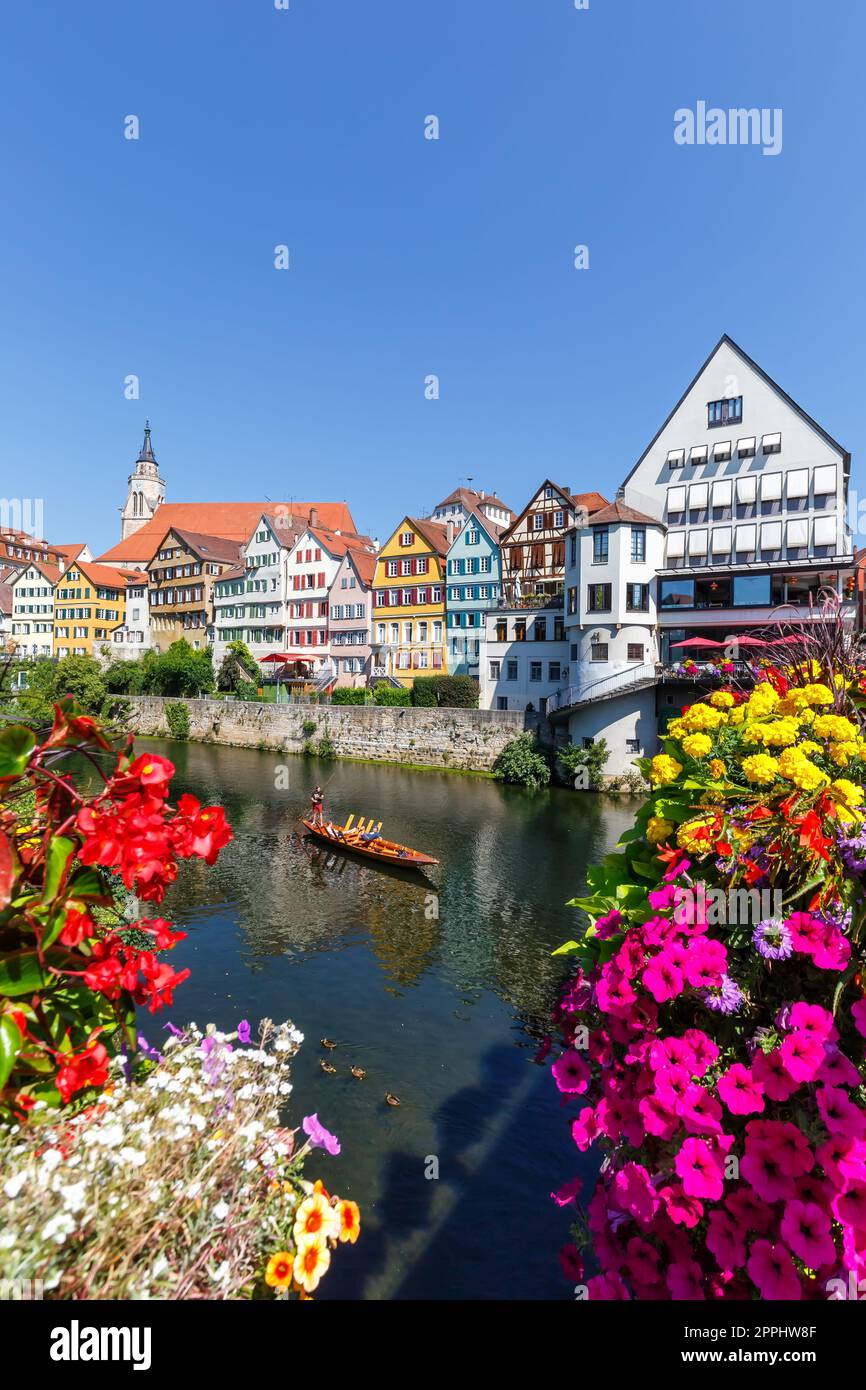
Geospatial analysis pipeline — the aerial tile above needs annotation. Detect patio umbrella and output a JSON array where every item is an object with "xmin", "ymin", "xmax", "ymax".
[
  {"xmin": 669, "ymin": 637, "xmax": 725, "ymax": 649},
  {"xmin": 768, "ymin": 635, "xmax": 804, "ymax": 646},
  {"xmin": 723, "ymin": 634, "xmax": 767, "ymax": 648}
]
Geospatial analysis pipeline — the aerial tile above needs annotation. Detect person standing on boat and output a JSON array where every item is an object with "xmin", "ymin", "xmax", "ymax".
[{"xmin": 310, "ymin": 785, "xmax": 325, "ymax": 826}]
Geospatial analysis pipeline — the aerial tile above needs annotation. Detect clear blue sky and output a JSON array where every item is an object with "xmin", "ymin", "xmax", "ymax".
[{"xmin": 2, "ymin": 0, "xmax": 864, "ymax": 554}]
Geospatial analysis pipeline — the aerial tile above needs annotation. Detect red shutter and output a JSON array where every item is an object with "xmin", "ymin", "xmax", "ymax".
[{"xmin": 318, "ymin": 571, "xmax": 325, "ymax": 588}]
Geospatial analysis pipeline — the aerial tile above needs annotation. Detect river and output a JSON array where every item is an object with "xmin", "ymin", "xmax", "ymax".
[{"xmin": 139, "ymin": 737, "xmax": 640, "ymax": 1300}]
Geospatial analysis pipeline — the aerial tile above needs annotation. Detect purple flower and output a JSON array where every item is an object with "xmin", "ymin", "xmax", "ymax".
[
  {"xmin": 237, "ymin": 1019, "xmax": 251, "ymax": 1044},
  {"xmin": 137, "ymin": 1033, "xmax": 164, "ymax": 1063},
  {"xmin": 302, "ymin": 1113, "xmax": 341, "ymax": 1156},
  {"xmin": 163, "ymin": 1022, "xmax": 184, "ymax": 1037},
  {"xmin": 702, "ymin": 974, "xmax": 744, "ymax": 1015},
  {"xmin": 752, "ymin": 917, "xmax": 793, "ymax": 961},
  {"xmin": 838, "ymin": 828, "xmax": 866, "ymax": 875}
]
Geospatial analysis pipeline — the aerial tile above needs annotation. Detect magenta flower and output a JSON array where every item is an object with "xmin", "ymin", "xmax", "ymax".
[
  {"xmin": 817, "ymin": 1087, "xmax": 866, "ymax": 1140},
  {"xmin": 852, "ymin": 1000, "xmax": 866, "ymax": 1039},
  {"xmin": 302, "ymin": 1112, "xmax": 341, "ymax": 1156},
  {"xmin": 642, "ymin": 955, "xmax": 684, "ymax": 1004},
  {"xmin": 746, "ymin": 1240, "xmax": 802, "ymax": 1300},
  {"xmin": 611, "ymin": 1162, "xmax": 658, "ymax": 1225},
  {"xmin": 552, "ymin": 1049, "xmax": 590, "ymax": 1095},
  {"xmin": 779, "ymin": 1031, "xmax": 825, "ymax": 1083},
  {"xmin": 717, "ymin": 1063, "xmax": 765, "ymax": 1116},
  {"xmin": 237, "ymin": 1019, "xmax": 251, "ymax": 1044},
  {"xmin": 593, "ymin": 908, "xmax": 623, "ymax": 940},
  {"xmin": 780, "ymin": 1200, "xmax": 836, "ymax": 1269},
  {"xmin": 558, "ymin": 1244, "xmax": 585, "ymax": 1283},
  {"xmin": 675, "ymin": 1138, "xmax": 725, "ymax": 1201},
  {"xmin": 551, "ymin": 1177, "xmax": 582, "ymax": 1207}
]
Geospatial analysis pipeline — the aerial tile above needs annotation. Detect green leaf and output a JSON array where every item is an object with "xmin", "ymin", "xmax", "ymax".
[
  {"xmin": 552, "ymin": 940, "xmax": 582, "ymax": 956},
  {"xmin": 42, "ymin": 836, "xmax": 75, "ymax": 906},
  {"xmin": 0, "ymin": 951, "xmax": 53, "ymax": 997},
  {"xmin": 0, "ymin": 830, "xmax": 16, "ymax": 911},
  {"xmin": 0, "ymin": 725, "xmax": 36, "ymax": 778},
  {"xmin": 0, "ymin": 1014, "xmax": 23, "ymax": 1089},
  {"xmin": 66, "ymin": 866, "xmax": 111, "ymax": 904}
]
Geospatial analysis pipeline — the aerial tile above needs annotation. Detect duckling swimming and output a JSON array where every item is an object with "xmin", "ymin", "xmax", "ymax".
[
  {"xmin": 320, "ymin": 1059, "xmax": 337, "ymax": 1075},
  {"xmin": 320, "ymin": 1038, "xmax": 338, "ymax": 1050},
  {"xmin": 384, "ymin": 1092, "xmax": 401, "ymax": 1107},
  {"xmin": 350, "ymin": 1066, "xmax": 366, "ymax": 1080}
]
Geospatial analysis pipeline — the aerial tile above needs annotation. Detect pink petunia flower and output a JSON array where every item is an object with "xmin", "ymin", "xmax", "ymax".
[
  {"xmin": 682, "ymin": 938, "xmax": 727, "ymax": 989},
  {"xmin": 552, "ymin": 1049, "xmax": 591, "ymax": 1095},
  {"xmin": 642, "ymin": 954, "xmax": 684, "ymax": 1004},
  {"xmin": 675, "ymin": 1137, "xmax": 725, "ymax": 1201},
  {"xmin": 706, "ymin": 1209, "xmax": 747, "ymax": 1271},
  {"xmin": 717, "ymin": 1063, "xmax": 766, "ymax": 1115},
  {"xmin": 746, "ymin": 1240, "xmax": 802, "ymax": 1300},
  {"xmin": 779, "ymin": 1031, "xmax": 825, "ymax": 1084},
  {"xmin": 817, "ymin": 1086, "xmax": 866, "ymax": 1140},
  {"xmin": 571, "ymin": 1106, "xmax": 601, "ymax": 1151},
  {"xmin": 667, "ymin": 1259, "xmax": 706, "ymax": 1299},
  {"xmin": 658, "ymin": 1182, "xmax": 704, "ymax": 1228},
  {"xmin": 852, "ymin": 999, "xmax": 866, "ymax": 1039},
  {"xmin": 789, "ymin": 1001, "xmax": 837, "ymax": 1043},
  {"xmin": 780, "ymin": 1200, "xmax": 837, "ymax": 1269},
  {"xmin": 559, "ymin": 1244, "xmax": 585, "ymax": 1283},
  {"xmin": 832, "ymin": 1182, "xmax": 866, "ymax": 1233},
  {"xmin": 611, "ymin": 1162, "xmax": 659, "ymax": 1226},
  {"xmin": 551, "ymin": 1176, "xmax": 583, "ymax": 1207},
  {"xmin": 752, "ymin": 1048, "xmax": 800, "ymax": 1102}
]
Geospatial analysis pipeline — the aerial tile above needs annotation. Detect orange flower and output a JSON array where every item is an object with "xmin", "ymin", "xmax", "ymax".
[
  {"xmin": 335, "ymin": 1198, "xmax": 361, "ymax": 1244},
  {"xmin": 265, "ymin": 1251, "xmax": 294, "ymax": 1290},
  {"xmin": 293, "ymin": 1190, "xmax": 337, "ymax": 1246},
  {"xmin": 293, "ymin": 1233, "xmax": 331, "ymax": 1293}
]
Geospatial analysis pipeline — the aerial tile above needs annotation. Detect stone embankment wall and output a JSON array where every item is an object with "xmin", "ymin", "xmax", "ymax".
[{"xmin": 125, "ymin": 696, "xmax": 538, "ymax": 773}]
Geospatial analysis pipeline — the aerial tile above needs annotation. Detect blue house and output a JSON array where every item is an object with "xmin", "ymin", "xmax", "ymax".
[{"xmin": 445, "ymin": 510, "xmax": 504, "ymax": 676}]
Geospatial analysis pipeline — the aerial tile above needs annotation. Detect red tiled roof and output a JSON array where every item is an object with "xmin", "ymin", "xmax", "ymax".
[
  {"xmin": 346, "ymin": 547, "xmax": 377, "ymax": 587},
  {"xmin": 307, "ymin": 525, "xmax": 374, "ymax": 558},
  {"xmin": 435, "ymin": 486, "xmax": 514, "ymax": 516},
  {"xmin": 153, "ymin": 528, "xmax": 244, "ymax": 566},
  {"xmin": 11, "ymin": 560, "xmax": 62, "ymax": 585},
  {"xmin": 54, "ymin": 544, "xmax": 88, "ymax": 563},
  {"xmin": 585, "ymin": 500, "xmax": 663, "ymax": 527},
  {"xmin": 95, "ymin": 500, "xmax": 358, "ymax": 566},
  {"xmin": 409, "ymin": 517, "xmax": 452, "ymax": 556},
  {"xmin": 569, "ymin": 490, "xmax": 609, "ymax": 513},
  {"xmin": 74, "ymin": 561, "xmax": 135, "ymax": 590},
  {"xmin": 0, "ymin": 583, "xmax": 13, "ymax": 614}
]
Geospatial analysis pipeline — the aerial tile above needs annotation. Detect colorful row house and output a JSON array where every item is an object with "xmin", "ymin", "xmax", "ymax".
[
  {"xmin": 371, "ymin": 518, "xmax": 449, "ymax": 681},
  {"xmin": 53, "ymin": 560, "xmax": 132, "ymax": 659},
  {"xmin": 445, "ymin": 509, "xmax": 505, "ymax": 677},
  {"xmin": 147, "ymin": 528, "xmax": 243, "ymax": 653}
]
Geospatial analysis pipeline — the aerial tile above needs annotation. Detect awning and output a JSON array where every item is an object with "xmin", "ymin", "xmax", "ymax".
[{"xmin": 259, "ymin": 653, "xmax": 313, "ymax": 663}]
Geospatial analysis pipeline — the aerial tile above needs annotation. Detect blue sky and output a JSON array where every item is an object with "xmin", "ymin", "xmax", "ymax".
[{"xmin": 2, "ymin": 0, "xmax": 864, "ymax": 554}]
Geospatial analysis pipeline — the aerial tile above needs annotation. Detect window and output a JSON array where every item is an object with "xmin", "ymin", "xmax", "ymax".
[
  {"xmin": 567, "ymin": 586, "xmax": 578, "ymax": 616},
  {"xmin": 533, "ymin": 513, "xmax": 544, "ymax": 530},
  {"xmin": 708, "ymin": 396, "xmax": 743, "ymax": 426},
  {"xmin": 592, "ymin": 529, "xmax": 609, "ymax": 563},
  {"xmin": 814, "ymin": 464, "xmax": 836, "ymax": 496},
  {"xmin": 554, "ymin": 510, "xmax": 564, "ymax": 528},
  {"xmin": 534, "ymin": 618, "xmax": 547, "ymax": 641},
  {"xmin": 762, "ymin": 432, "xmax": 781, "ymax": 455},
  {"xmin": 514, "ymin": 620, "xmax": 526, "ymax": 641},
  {"xmin": 627, "ymin": 643, "xmax": 644, "ymax": 661},
  {"xmin": 590, "ymin": 643, "xmax": 608, "ymax": 662},
  {"xmin": 588, "ymin": 583, "xmax": 612, "ymax": 613},
  {"xmin": 489, "ymin": 660, "xmax": 501, "ymax": 680},
  {"xmin": 495, "ymin": 620, "xmax": 507, "ymax": 642},
  {"xmin": 667, "ymin": 449, "xmax": 685, "ymax": 469},
  {"xmin": 626, "ymin": 582, "xmax": 648, "ymax": 612},
  {"xmin": 630, "ymin": 527, "xmax": 646, "ymax": 562},
  {"xmin": 548, "ymin": 661, "xmax": 561, "ymax": 682},
  {"xmin": 496, "ymin": 696, "xmax": 508, "ymax": 710},
  {"xmin": 732, "ymin": 574, "xmax": 771, "ymax": 606},
  {"xmin": 626, "ymin": 738, "xmax": 641, "ymax": 754},
  {"xmin": 660, "ymin": 578, "xmax": 694, "ymax": 609},
  {"xmin": 529, "ymin": 661, "xmax": 542, "ymax": 681},
  {"xmin": 506, "ymin": 660, "xmax": 518, "ymax": 680},
  {"xmin": 399, "ymin": 531, "xmax": 413, "ymax": 546}
]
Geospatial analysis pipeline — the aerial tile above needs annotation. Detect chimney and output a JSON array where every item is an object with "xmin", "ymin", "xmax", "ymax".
[
  {"xmin": 616, "ymin": 485, "xmax": 625, "ymax": 500},
  {"xmin": 446, "ymin": 520, "xmax": 455, "ymax": 546},
  {"xmin": 309, "ymin": 506, "xmax": 319, "ymax": 528},
  {"xmin": 480, "ymin": 489, "xmax": 486, "ymax": 500},
  {"xmin": 372, "ymin": 537, "xmax": 380, "ymax": 552}
]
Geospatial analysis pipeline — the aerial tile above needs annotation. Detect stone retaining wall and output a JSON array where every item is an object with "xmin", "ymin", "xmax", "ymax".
[{"xmin": 125, "ymin": 696, "xmax": 539, "ymax": 772}]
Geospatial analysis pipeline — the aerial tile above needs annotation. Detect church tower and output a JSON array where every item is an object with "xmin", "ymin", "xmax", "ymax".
[{"xmin": 120, "ymin": 422, "xmax": 166, "ymax": 539}]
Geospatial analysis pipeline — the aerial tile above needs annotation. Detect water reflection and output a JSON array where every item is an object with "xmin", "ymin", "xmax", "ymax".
[{"xmin": 139, "ymin": 738, "xmax": 640, "ymax": 1299}]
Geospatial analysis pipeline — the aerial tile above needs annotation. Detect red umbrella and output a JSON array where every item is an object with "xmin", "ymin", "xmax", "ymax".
[
  {"xmin": 768, "ymin": 635, "xmax": 803, "ymax": 646},
  {"xmin": 723, "ymin": 634, "xmax": 767, "ymax": 648},
  {"xmin": 259, "ymin": 653, "xmax": 309, "ymax": 663},
  {"xmin": 670, "ymin": 636, "xmax": 725, "ymax": 649}
]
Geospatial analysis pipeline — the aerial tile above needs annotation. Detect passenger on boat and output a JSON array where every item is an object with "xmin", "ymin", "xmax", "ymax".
[
  {"xmin": 360, "ymin": 828, "xmax": 380, "ymax": 843},
  {"xmin": 310, "ymin": 786, "xmax": 325, "ymax": 827}
]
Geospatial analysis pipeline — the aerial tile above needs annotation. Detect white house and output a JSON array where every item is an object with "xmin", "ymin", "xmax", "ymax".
[
  {"xmin": 10, "ymin": 561, "xmax": 59, "ymax": 658},
  {"xmin": 285, "ymin": 523, "xmax": 375, "ymax": 681},
  {"xmin": 479, "ymin": 603, "xmax": 568, "ymax": 714},
  {"xmin": 109, "ymin": 574, "xmax": 153, "ymax": 662},
  {"xmin": 211, "ymin": 512, "xmax": 304, "ymax": 669},
  {"xmin": 429, "ymin": 486, "xmax": 514, "ymax": 533}
]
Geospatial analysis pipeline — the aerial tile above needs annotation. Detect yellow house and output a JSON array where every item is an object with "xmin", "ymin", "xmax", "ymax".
[
  {"xmin": 53, "ymin": 561, "xmax": 131, "ymax": 659},
  {"xmin": 371, "ymin": 517, "xmax": 450, "ymax": 683}
]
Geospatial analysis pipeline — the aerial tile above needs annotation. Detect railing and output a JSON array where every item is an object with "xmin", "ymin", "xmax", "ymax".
[{"xmin": 548, "ymin": 662, "xmax": 658, "ymax": 714}]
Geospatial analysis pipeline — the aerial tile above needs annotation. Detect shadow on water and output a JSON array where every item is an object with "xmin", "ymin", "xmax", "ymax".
[{"xmin": 137, "ymin": 737, "xmax": 637, "ymax": 1299}]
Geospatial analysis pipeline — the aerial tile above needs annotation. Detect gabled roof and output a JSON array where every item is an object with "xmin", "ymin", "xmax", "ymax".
[
  {"xmin": 585, "ymin": 499, "xmax": 665, "ymax": 529},
  {"xmin": 409, "ymin": 517, "xmax": 452, "ymax": 557},
  {"xmin": 345, "ymin": 547, "xmax": 377, "ymax": 588},
  {"xmin": 214, "ymin": 564, "xmax": 247, "ymax": 584},
  {"xmin": 434, "ymin": 486, "xmax": 514, "ymax": 516},
  {"xmin": 11, "ymin": 560, "xmax": 62, "ymax": 585},
  {"xmin": 73, "ymin": 561, "xmax": 134, "ymax": 590},
  {"xmin": 307, "ymin": 525, "xmax": 375, "ymax": 559},
  {"xmin": 620, "ymin": 334, "xmax": 851, "ymax": 491},
  {"xmin": 54, "ymin": 544, "xmax": 89, "ymax": 565},
  {"xmin": 0, "ymin": 583, "xmax": 13, "ymax": 614},
  {"xmin": 147, "ymin": 527, "xmax": 243, "ymax": 567},
  {"xmin": 95, "ymin": 500, "xmax": 358, "ymax": 566},
  {"xmin": 500, "ymin": 480, "xmax": 609, "ymax": 543}
]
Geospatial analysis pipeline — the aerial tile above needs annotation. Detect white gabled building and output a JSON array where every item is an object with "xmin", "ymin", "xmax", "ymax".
[
  {"xmin": 479, "ymin": 603, "xmax": 568, "ymax": 714},
  {"xmin": 10, "ymin": 561, "xmax": 60, "ymax": 658},
  {"xmin": 211, "ymin": 512, "xmax": 304, "ymax": 669},
  {"xmin": 285, "ymin": 522, "xmax": 375, "ymax": 681}
]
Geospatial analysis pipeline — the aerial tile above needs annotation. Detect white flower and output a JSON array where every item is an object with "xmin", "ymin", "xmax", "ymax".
[
  {"xmin": 41, "ymin": 1212, "xmax": 75, "ymax": 1245},
  {"xmin": 40, "ymin": 1148, "xmax": 63, "ymax": 1171},
  {"xmin": 119, "ymin": 1146, "xmax": 147, "ymax": 1168},
  {"xmin": 3, "ymin": 1171, "xmax": 28, "ymax": 1199},
  {"xmin": 187, "ymin": 1180, "xmax": 202, "ymax": 1200},
  {"xmin": 60, "ymin": 1181, "xmax": 88, "ymax": 1213},
  {"xmin": 0, "ymin": 1231, "xmax": 17, "ymax": 1249},
  {"xmin": 213, "ymin": 1260, "xmax": 231, "ymax": 1284},
  {"xmin": 213, "ymin": 1200, "xmax": 230, "ymax": 1220}
]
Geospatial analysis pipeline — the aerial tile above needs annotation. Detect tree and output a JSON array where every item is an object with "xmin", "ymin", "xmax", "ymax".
[
  {"xmin": 149, "ymin": 640, "xmax": 215, "ymax": 698},
  {"xmin": 493, "ymin": 733, "xmax": 551, "ymax": 789},
  {"xmin": 218, "ymin": 640, "xmax": 259, "ymax": 692}
]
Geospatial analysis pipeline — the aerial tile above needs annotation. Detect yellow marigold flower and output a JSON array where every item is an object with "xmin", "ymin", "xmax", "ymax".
[
  {"xmin": 709, "ymin": 691, "xmax": 735, "ymax": 708},
  {"xmin": 265, "ymin": 1251, "xmax": 295, "ymax": 1290},
  {"xmin": 753, "ymin": 717, "xmax": 800, "ymax": 748},
  {"xmin": 777, "ymin": 746, "xmax": 829, "ymax": 791},
  {"xmin": 709, "ymin": 758, "xmax": 727, "ymax": 780},
  {"xmin": 666, "ymin": 718, "xmax": 687, "ymax": 739},
  {"xmin": 682, "ymin": 732, "xmax": 713, "ymax": 758},
  {"xmin": 293, "ymin": 1233, "xmax": 332, "ymax": 1294},
  {"xmin": 728, "ymin": 706, "xmax": 746, "ymax": 725},
  {"xmin": 335, "ymin": 1199, "xmax": 361, "ymax": 1244},
  {"xmin": 650, "ymin": 754, "xmax": 683, "ymax": 786},
  {"xmin": 293, "ymin": 1191, "xmax": 338, "ymax": 1247},
  {"xmin": 798, "ymin": 740, "xmax": 822, "ymax": 755},
  {"xmin": 682, "ymin": 703, "xmax": 725, "ymax": 732},
  {"xmin": 828, "ymin": 742, "xmax": 856, "ymax": 767},
  {"xmin": 813, "ymin": 714, "xmax": 858, "ymax": 743},
  {"xmin": 831, "ymin": 778, "xmax": 864, "ymax": 809},
  {"xmin": 646, "ymin": 815, "xmax": 675, "ymax": 844},
  {"xmin": 747, "ymin": 683, "xmax": 780, "ymax": 719},
  {"xmin": 801, "ymin": 683, "xmax": 834, "ymax": 707},
  {"xmin": 741, "ymin": 753, "xmax": 781, "ymax": 785}
]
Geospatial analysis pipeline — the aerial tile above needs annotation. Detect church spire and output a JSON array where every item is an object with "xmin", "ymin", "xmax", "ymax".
[{"xmin": 138, "ymin": 420, "xmax": 156, "ymax": 464}]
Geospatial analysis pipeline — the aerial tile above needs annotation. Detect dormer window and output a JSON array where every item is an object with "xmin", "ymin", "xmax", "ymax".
[
  {"xmin": 762, "ymin": 432, "xmax": 782, "ymax": 455},
  {"xmin": 666, "ymin": 449, "xmax": 685, "ymax": 469},
  {"xmin": 708, "ymin": 396, "xmax": 743, "ymax": 427}
]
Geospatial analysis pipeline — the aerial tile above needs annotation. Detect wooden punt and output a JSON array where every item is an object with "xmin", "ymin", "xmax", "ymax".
[{"xmin": 301, "ymin": 818, "xmax": 439, "ymax": 868}]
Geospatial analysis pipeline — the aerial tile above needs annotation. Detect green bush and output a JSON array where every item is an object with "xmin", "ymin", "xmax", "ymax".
[
  {"xmin": 165, "ymin": 701, "xmax": 191, "ymax": 740},
  {"xmin": 148, "ymin": 641, "xmax": 215, "ymax": 698},
  {"xmin": 104, "ymin": 660, "xmax": 146, "ymax": 695},
  {"xmin": 317, "ymin": 735, "xmax": 337, "ymax": 760},
  {"xmin": 330, "ymin": 687, "xmax": 366, "ymax": 705},
  {"xmin": 493, "ymin": 733, "xmax": 551, "ymax": 789},
  {"xmin": 373, "ymin": 683, "xmax": 411, "ymax": 706},
  {"xmin": 218, "ymin": 640, "xmax": 259, "ymax": 692},
  {"xmin": 556, "ymin": 737, "xmax": 610, "ymax": 790},
  {"xmin": 302, "ymin": 718, "xmax": 317, "ymax": 735},
  {"xmin": 409, "ymin": 675, "xmax": 479, "ymax": 708},
  {"xmin": 234, "ymin": 679, "xmax": 261, "ymax": 703}
]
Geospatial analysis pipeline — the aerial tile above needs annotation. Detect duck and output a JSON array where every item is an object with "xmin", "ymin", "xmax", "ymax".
[
  {"xmin": 320, "ymin": 1038, "xmax": 338, "ymax": 1050},
  {"xmin": 384, "ymin": 1092, "xmax": 401, "ymax": 1107},
  {"xmin": 320, "ymin": 1059, "xmax": 337, "ymax": 1075},
  {"xmin": 350, "ymin": 1066, "xmax": 366, "ymax": 1081}
]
